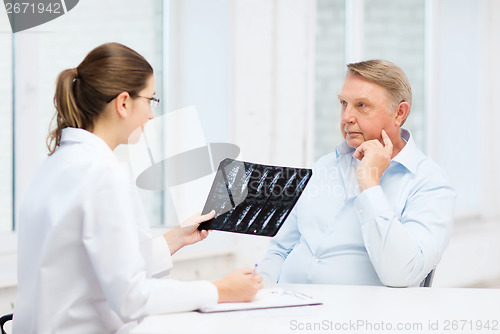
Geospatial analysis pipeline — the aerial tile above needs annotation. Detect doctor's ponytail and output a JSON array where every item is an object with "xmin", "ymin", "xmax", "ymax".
[
  {"xmin": 48, "ymin": 68, "xmax": 84, "ymax": 154},
  {"xmin": 48, "ymin": 43, "xmax": 153, "ymax": 155}
]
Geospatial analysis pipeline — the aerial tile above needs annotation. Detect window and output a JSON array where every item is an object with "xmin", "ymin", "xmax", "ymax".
[
  {"xmin": 2, "ymin": 0, "xmax": 235, "ymax": 234},
  {"xmin": 0, "ymin": 13, "xmax": 13, "ymax": 233},
  {"xmin": 363, "ymin": 0, "xmax": 426, "ymax": 149},
  {"xmin": 314, "ymin": 0, "xmax": 345, "ymax": 160},
  {"xmin": 314, "ymin": 0, "xmax": 426, "ymax": 159},
  {"xmin": 10, "ymin": 0, "xmax": 165, "ymax": 230}
]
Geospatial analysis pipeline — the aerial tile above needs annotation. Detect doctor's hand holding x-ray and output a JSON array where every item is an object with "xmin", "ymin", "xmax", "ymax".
[{"xmin": 163, "ymin": 211, "xmax": 214, "ymax": 255}]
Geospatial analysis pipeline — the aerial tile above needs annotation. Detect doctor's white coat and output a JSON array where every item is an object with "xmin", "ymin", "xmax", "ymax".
[{"xmin": 13, "ymin": 128, "xmax": 217, "ymax": 334}]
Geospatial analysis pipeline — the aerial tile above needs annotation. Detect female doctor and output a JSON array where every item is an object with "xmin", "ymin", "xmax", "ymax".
[{"xmin": 13, "ymin": 42, "xmax": 262, "ymax": 334}]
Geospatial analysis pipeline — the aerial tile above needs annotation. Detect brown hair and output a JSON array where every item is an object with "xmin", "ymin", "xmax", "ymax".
[
  {"xmin": 48, "ymin": 42, "xmax": 153, "ymax": 154},
  {"xmin": 346, "ymin": 60, "xmax": 412, "ymax": 124}
]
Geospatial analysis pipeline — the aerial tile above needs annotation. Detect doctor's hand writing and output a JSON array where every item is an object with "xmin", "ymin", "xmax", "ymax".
[
  {"xmin": 213, "ymin": 268, "xmax": 263, "ymax": 303},
  {"xmin": 353, "ymin": 130, "xmax": 393, "ymax": 192},
  {"xmin": 163, "ymin": 210, "xmax": 215, "ymax": 255}
]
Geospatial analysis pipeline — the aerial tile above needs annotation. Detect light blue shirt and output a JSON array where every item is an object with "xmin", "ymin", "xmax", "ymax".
[{"xmin": 259, "ymin": 130, "xmax": 456, "ymax": 287}]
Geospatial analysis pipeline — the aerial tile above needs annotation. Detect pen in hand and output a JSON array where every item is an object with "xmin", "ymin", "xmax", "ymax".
[{"xmin": 252, "ymin": 264, "xmax": 258, "ymax": 276}]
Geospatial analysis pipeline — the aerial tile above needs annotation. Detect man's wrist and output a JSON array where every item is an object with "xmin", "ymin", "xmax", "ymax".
[
  {"xmin": 354, "ymin": 185, "xmax": 391, "ymax": 227},
  {"xmin": 358, "ymin": 178, "xmax": 380, "ymax": 192}
]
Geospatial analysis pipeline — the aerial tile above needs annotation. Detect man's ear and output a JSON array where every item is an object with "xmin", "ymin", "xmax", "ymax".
[
  {"xmin": 113, "ymin": 91, "xmax": 131, "ymax": 119},
  {"xmin": 394, "ymin": 102, "xmax": 410, "ymax": 126}
]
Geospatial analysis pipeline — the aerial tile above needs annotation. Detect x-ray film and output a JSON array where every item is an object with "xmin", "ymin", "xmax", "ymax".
[{"xmin": 198, "ymin": 159, "xmax": 312, "ymax": 237}]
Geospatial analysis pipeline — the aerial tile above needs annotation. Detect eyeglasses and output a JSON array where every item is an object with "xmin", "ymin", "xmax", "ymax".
[
  {"xmin": 136, "ymin": 95, "xmax": 160, "ymax": 110},
  {"xmin": 106, "ymin": 92, "xmax": 160, "ymax": 111}
]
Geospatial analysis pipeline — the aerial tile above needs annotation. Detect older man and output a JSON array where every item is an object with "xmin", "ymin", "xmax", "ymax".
[{"xmin": 259, "ymin": 60, "xmax": 455, "ymax": 287}]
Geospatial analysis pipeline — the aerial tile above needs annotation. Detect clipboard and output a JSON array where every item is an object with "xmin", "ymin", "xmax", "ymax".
[
  {"xmin": 198, "ymin": 159, "xmax": 312, "ymax": 236},
  {"xmin": 197, "ymin": 288, "xmax": 322, "ymax": 313}
]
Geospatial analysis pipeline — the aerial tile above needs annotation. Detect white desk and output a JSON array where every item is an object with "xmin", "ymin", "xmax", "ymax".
[{"xmin": 131, "ymin": 284, "xmax": 500, "ymax": 334}]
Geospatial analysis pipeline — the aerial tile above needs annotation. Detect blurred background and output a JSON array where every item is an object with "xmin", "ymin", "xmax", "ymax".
[{"xmin": 1, "ymin": 0, "xmax": 500, "ymax": 316}]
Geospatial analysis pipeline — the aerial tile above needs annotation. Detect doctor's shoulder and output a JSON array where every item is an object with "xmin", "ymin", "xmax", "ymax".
[{"xmin": 51, "ymin": 141, "xmax": 133, "ymax": 192}]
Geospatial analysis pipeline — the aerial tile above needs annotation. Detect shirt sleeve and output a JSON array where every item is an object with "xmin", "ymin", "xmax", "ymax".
[
  {"xmin": 82, "ymin": 168, "xmax": 218, "ymax": 321},
  {"xmin": 354, "ymin": 182, "xmax": 456, "ymax": 287},
  {"xmin": 150, "ymin": 236, "xmax": 173, "ymax": 278},
  {"xmin": 259, "ymin": 207, "xmax": 301, "ymax": 283}
]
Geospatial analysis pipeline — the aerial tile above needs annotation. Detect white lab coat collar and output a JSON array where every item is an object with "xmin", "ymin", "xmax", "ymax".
[{"xmin": 59, "ymin": 127, "xmax": 115, "ymax": 158}]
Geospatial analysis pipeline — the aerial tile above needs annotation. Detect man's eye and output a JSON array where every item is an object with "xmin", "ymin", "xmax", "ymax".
[
  {"xmin": 340, "ymin": 101, "xmax": 347, "ymax": 107},
  {"xmin": 358, "ymin": 103, "xmax": 365, "ymax": 108}
]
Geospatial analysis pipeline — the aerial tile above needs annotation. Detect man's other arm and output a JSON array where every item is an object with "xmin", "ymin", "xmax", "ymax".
[{"xmin": 355, "ymin": 179, "xmax": 455, "ymax": 287}]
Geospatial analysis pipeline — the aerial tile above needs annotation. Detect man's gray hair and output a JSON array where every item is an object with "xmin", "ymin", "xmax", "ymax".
[{"xmin": 346, "ymin": 60, "xmax": 412, "ymax": 125}]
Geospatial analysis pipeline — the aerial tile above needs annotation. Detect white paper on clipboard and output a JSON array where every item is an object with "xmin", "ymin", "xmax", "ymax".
[{"xmin": 197, "ymin": 288, "xmax": 322, "ymax": 313}]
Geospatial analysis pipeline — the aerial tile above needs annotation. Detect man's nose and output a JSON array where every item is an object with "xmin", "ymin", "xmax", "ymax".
[{"xmin": 341, "ymin": 105, "xmax": 355, "ymax": 124}]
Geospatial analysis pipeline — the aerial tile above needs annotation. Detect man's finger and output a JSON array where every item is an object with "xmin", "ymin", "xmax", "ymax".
[
  {"xmin": 381, "ymin": 130, "xmax": 393, "ymax": 154},
  {"xmin": 353, "ymin": 144, "xmax": 365, "ymax": 160}
]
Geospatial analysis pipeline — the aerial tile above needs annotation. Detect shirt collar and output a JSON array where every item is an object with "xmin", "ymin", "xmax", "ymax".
[
  {"xmin": 60, "ymin": 127, "xmax": 113, "ymax": 156},
  {"xmin": 391, "ymin": 129, "xmax": 420, "ymax": 173},
  {"xmin": 335, "ymin": 141, "xmax": 355, "ymax": 157},
  {"xmin": 335, "ymin": 128, "xmax": 420, "ymax": 174}
]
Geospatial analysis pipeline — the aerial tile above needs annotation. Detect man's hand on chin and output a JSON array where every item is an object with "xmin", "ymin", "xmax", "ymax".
[{"xmin": 353, "ymin": 129, "xmax": 393, "ymax": 191}]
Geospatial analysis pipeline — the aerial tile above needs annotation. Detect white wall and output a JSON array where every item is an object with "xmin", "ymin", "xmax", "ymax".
[
  {"xmin": 231, "ymin": 0, "xmax": 315, "ymax": 168},
  {"xmin": 167, "ymin": 0, "xmax": 232, "ymax": 143},
  {"xmin": 427, "ymin": 0, "xmax": 500, "ymax": 287},
  {"xmin": 434, "ymin": 218, "xmax": 500, "ymax": 287}
]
